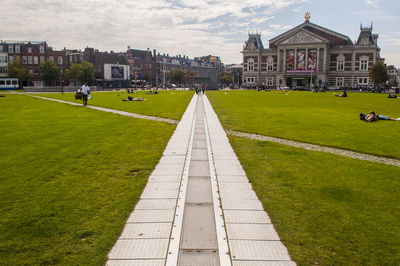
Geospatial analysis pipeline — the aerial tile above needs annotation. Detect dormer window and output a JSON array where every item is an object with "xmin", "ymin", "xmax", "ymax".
[
  {"xmin": 8, "ymin": 46, "xmax": 13, "ymax": 53},
  {"xmin": 28, "ymin": 47, "xmax": 32, "ymax": 53},
  {"xmin": 40, "ymin": 45, "xmax": 44, "ymax": 53},
  {"xmin": 15, "ymin": 45, "xmax": 20, "ymax": 53}
]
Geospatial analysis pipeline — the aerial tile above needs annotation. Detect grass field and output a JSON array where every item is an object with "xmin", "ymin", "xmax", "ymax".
[
  {"xmin": 207, "ymin": 90, "xmax": 400, "ymax": 159},
  {"xmin": 0, "ymin": 94, "xmax": 177, "ymax": 265},
  {"xmin": 32, "ymin": 90, "xmax": 194, "ymax": 120},
  {"xmin": 229, "ymin": 136, "xmax": 400, "ymax": 265}
]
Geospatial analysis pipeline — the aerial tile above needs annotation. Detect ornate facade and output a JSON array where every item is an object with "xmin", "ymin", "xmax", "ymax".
[{"xmin": 242, "ymin": 18, "xmax": 383, "ymax": 89}]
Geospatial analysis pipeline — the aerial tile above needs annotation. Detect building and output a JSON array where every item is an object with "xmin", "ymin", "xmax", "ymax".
[
  {"xmin": 224, "ymin": 64, "xmax": 243, "ymax": 87},
  {"xmin": 124, "ymin": 48, "xmax": 157, "ymax": 86},
  {"xmin": 83, "ymin": 47, "xmax": 130, "ymax": 88},
  {"xmin": 387, "ymin": 65, "xmax": 398, "ymax": 86},
  {"xmin": 0, "ymin": 41, "xmax": 66, "ymax": 86},
  {"xmin": 242, "ymin": 14, "xmax": 383, "ymax": 89},
  {"xmin": 0, "ymin": 46, "xmax": 8, "ymax": 78}
]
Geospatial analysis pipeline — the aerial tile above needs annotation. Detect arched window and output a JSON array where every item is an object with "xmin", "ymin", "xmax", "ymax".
[
  {"xmin": 267, "ymin": 56, "xmax": 273, "ymax": 71},
  {"xmin": 247, "ymin": 58, "xmax": 254, "ymax": 72}
]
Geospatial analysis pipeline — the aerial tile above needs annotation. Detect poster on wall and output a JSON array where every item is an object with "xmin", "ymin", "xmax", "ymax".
[
  {"xmin": 111, "ymin": 66, "xmax": 124, "ymax": 79},
  {"xmin": 297, "ymin": 50, "xmax": 305, "ymax": 70},
  {"xmin": 308, "ymin": 49, "xmax": 317, "ymax": 70},
  {"xmin": 286, "ymin": 50, "xmax": 294, "ymax": 70}
]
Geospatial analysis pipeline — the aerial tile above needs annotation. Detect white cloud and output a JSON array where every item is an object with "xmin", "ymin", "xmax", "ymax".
[{"xmin": 366, "ymin": 0, "xmax": 378, "ymax": 7}]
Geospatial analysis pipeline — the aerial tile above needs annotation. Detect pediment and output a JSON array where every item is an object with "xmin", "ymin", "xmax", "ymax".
[{"xmin": 280, "ymin": 30, "xmax": 326, "ymax": 44}]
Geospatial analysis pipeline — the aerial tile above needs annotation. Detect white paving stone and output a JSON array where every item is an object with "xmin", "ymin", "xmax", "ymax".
[
  {"xmin": 134, "ymin": 199, "xmax": 177, "ymax": 210},
  {"xmin": 126, "ymin": 209, "xmax": 175, "ymax": 223},
  {"xmin": 229, "ymin": 240, "xmax": 292, "ymax": 261},
  {"xmin": 119, "ymin": 223, "xmax": 172, "ymax": 239},
  {"xmin": 224, "ymin": 210, "xmax": 271, "ymax": 224},
  {"xmin": 108, "ymin": 239, "xmax": 169, "ymax": 259},
  {"xmin": 227, "ymin": 224, "xmax": 280, "ymax": 240}
]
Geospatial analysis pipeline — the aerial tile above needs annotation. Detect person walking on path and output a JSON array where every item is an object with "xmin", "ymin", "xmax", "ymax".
[
  {"xmin": 201, "ymin": 84, "xmax": 206, "ymax": 94},
  {"xmin": 81, "ymin": 82, "xmax": 90, "ymax": 106}
]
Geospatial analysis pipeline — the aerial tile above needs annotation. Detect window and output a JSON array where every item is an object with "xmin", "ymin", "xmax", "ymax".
[
  {"xmin": 0, "ymin": 46, "xmax": 3, "ymax": 52},
  {"xmin": 34, "ymin": 68, "xmax": 40, "ymax": 75},
  {"xmin": 8, "ymin": 46, "xmax": 13, "ymax": 53},
  {"xmin": 28, "ymin": 56, "xmax": 32, "ymax": 64},
  {"xmin": 267, "ymin": 57, "xmax": 273, "ymax": 71},
  {"xmin": 337, "ymin": 58, "xmax": 344, "ymax": 71},
  {"xmin": 49, "ymin": 56, "xmax": 54, "ymax": 61},
  {"xmin": 58, "ymin": 56, "xmax": 63, "ymax": 65},
  {"xmin": 9, "ymin": 56, "xmax": 14, "ymax": 62},
  {"xmin": 28, "ymin": 68, "xmax": 33, "ymax": 74},
  {"xmin": 34, "ymin": 56, "xmax": 38, "ymax": 65},
  {"xmin": 0, "ymin": 56, "xmax": 7, "ymax": 63},
  {"xmin": 15, "ymin": 45, "xmax": 20, "ymax": 53},
  {"xmin": 40, "ymin": 45, "xmax": 44, "ymax": 53},
  {"xmin": 266, "ymin": 77, "xmax": 273, "ymax": 86},
  {"xmin": 358, "ymin": 77, "xmax": 369, "ymax": 85},
  {"xmin": 0, "ymin": 67, "xmax": 7, "ymax": 74},
  {"xmin": 336, "ymin": 77, "xmax": 344, "ymax": 87},
  {"xmin": 247, "ymin": 59, "xmax": 254, "ymax": 72},
  {"xmin": 246, "ymin": 77, "xmax": 255, "ymax": 83},
  {"xmin": 28, "ymin": 47, "xmax": 32, "ymax": 53},
  {"xmin": 22, "ymin": 56, "xmax": 27, "ymax": 64},
  {"xmin": 360, "ymin": 56, "xmax": 369, "ymax": 71},
  {"xmin": 40, "ymin": 56, "xmax": 45, "ymax": 63}
]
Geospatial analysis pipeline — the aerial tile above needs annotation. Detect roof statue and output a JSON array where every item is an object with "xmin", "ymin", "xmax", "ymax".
[{"xmin": 305, "ymin": 12, "xmax": 310, "ymax": 22}]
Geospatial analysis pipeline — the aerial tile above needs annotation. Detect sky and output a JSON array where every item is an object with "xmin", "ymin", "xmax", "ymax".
[{"xmin": 1, "ymin": 0, "xmax": 399, "ymax": 66}]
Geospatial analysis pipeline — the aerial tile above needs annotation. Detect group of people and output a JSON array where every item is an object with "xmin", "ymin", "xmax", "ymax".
[{"xmin": 195, "ymin": 84, "xmax": 206, "ymax": 94}]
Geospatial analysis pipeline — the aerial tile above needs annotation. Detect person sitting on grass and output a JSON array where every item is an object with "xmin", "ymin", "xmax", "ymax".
[
  {"xmin": 122, "ymin": 96, "xmax": 144, "ymax": 101},
  {"xmin": 335, "ymin": 91, "xmax": 347, "ymax": 97},
  {"xmin": 360, "ymin": 112, "xmax": 400, "ymax": 122},
  {"xmin": 388, "ymin": 94, "xmax": 397, "ymax": 98}
]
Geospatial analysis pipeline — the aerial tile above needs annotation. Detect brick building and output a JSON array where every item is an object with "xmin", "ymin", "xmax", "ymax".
[
  {"xmin": 124, "ymin": 48, "xmax": 157, "ymax": 85},
  {"xmin": 0, "ymin": 41, "xmax": 66, "ymax": 85},
  {"xmin": 242, "ymin": 16, "xmax": 383, "ymax": 89}
]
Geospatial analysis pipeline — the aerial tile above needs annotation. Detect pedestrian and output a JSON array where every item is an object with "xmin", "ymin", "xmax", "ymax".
[
  {"xmin": 201, "ymin": 84, "xmax": 205, "ymax": 94},
  {"xmin": 81, "ymin": 82, "xmax": 91, "ymax": 106}
]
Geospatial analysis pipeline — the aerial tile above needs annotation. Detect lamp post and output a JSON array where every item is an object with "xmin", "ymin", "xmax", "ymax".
[
  {"xmin": 59, "ymin": 66, "xmax": 63, "ymax": 94},
  {"xmin": 135, "ymin": 71, "xmax": 137, "ymax": 90}
]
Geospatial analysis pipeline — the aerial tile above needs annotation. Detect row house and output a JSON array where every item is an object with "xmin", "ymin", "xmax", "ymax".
[
  {"xmin": 0, "ymin": 41, "xmax": 66, "ymax": 85},
  {"xmin": 242, "ymin": 15, "xmax": 383, "ymax": 89},
  {"xmin": 124, "ymin": 48, "xmax": 157, "ymax": 85}
]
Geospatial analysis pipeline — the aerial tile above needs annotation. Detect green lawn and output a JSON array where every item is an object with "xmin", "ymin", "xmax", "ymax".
[
  {"xmin": 207, "ymin": 90, "xmax": 400, "ymax": 159},
  {"xmin": 229, "ymin": 136, "xmax": 400, "ymax": 265},
  {"xmin": 31, "ymin": 90, "xmax": 194, "ymax": 120},
  {"xmin": 0, "ymin": 94, "xmax": 176, "ymax": 265}
]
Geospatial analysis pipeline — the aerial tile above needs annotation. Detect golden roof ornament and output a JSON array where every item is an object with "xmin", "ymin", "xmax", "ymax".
[{"xmin": 305, "ymin": 12, "xmax": 310, "ymax": 22}]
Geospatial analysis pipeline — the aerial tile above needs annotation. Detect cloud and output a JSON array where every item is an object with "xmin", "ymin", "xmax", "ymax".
[
  {"xmin": 269, "ymin": 23, "xmax": 293, "ymax": 31},
  {"xmin": 365, "ymin": 0, "xmax": 378, "ymax": 7}
]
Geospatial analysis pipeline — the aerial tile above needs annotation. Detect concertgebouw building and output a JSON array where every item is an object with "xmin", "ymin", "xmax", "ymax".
[{"xmin": 242, "ymin": 13, "xmax": 383, "ymax": 89}]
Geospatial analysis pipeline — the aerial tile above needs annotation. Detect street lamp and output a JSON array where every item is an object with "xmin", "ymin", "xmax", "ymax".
[{"xmin": 59, "ymin": 66, "xmax": 63, "ymax": 94}]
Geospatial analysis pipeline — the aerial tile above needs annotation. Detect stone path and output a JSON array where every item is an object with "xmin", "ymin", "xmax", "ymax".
[
  {"xmin": 107, "ymin": 94, "xmax": 295, "ymax": 265},
  {"xmin": 228, "ymin": 131, "xmax": 400, "ymax": 168},
  {"xmin": 18, "ymin": 93, "xmax": 179, "ymax": 124}
]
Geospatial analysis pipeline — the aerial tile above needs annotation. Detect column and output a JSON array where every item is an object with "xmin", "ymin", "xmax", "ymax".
[
  {"xmin": 316, "ymin": 48, "xmax": 320, "ymax": 72},
  {"xmin": 323, "ymin": 47, "xmax": 327, "ymax": 72},
  {"xmin": 294, "ymin": 48, "xmax": 298, "ymax": 70},
  {"xmin": 277, "ymin": 49, "xmax": 280, "ymax": 72},
  {"xmin": 283, "ymin": 49, "xmax": 286, "ymax": 71},
  {"xmin": 305, "ymin": 49, "xmax": 309, "ymax": 70}
]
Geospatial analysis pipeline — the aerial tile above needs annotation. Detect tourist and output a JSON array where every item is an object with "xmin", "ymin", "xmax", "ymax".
[
  {"xmin": 360, "ymin": 112, "xmax": 400, "ymax": 122},
  {"xmin": 81, "ymin": 82, "xmax": 90, "ymax": 106},
  {"xmin": 201, "ymin": 84, "xmax": 206, "ymax": 94},
  {"xmin": 122, "ymin": 96, "xmax": 144, "ymax": 101},
  {"xmin": 335, "ymin": 91, "xmax": 347, "ymax": 97}
]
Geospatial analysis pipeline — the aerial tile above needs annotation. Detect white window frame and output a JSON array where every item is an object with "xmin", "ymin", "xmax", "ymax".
[
  {"xmin": 247, "ymin": 59, "xmax": 254, "ymax": 72},
  {"xmin": 40, "ymin": 56, "xmax": 45, "ymax": 63},
  {"xmin": 358, "ymin": 77, "xmax": 369, "ymax": 85},
  {"xmin": 360, "ymin": 56, "xmax": 369, "ymax": 71},
  {"xmin": 266, "ymin": 77, "xmax": 273, "ymax": 86},
  {"xmin": 9, "ymin": 56, "xmax": 14, "ymax": 62},
  {"xmin": 15, "ymin": 45, "xmax": 20, "ymax": 53},
  {"xmin": 34, "ymin": 56, "xmax": 38, "ymax": 65},
  {"xmin": 336, "ymin": 77, "xmax": 344, "ymax": 87},
  {"xmin": 22, "ymin": 56, "xmax": 27, "ymax": 64},
  {"xmin": 266, "ymin": 56, "xmax": 273, "ymax": 71},
  {"xmin": 8, "ymin": 46, "xmax": 13, "ymax": 53},
  {"xmin": 28, "ymin": 56, "xmax": 33, "ymax": 64},
  {"xmin": 246, "ymin": 77, "xmax": 255, "ymax": 83},
  {"xmin": 49, "ymin": 56, "xmax": 54, "ymax": 61},
  {"xmin": 40, "ymin": 45, "xmax": 44, "ymax": 53},
  {"xmin": 58, "ymin": 56, "xmax": 63, "ymax": 65},
  {"xmin": 28, "ymin": 47, "xmax": 32, "ymax": 53},
  {"xmin": 337, "ymin": 55, "xmax": 345, "ymax": 71}
]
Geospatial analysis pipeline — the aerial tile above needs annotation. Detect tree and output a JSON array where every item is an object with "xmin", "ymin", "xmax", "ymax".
[
  {"xmin": 65, "ymin": 61, "xmax": 94, "ymax": 84},
  {"xmin": 183, "ymin": 70, "xmax": 197, "ymax": 85},
  {"xmin": 369, "ymin": 61, "xmax": 388, "ymax": 87},
  {"xmin": 220, "ymin": 74, "xmax": 233, "ymax": 86},
  {"xmin": 40, "ymin": 60, "xmax": 59, "ymax": 86},
  {"xmin": 8, "ymin": 58, "xmax": 32, "ymax": 85},
  {"xmin": 171, "ymin": 68, "xmax": 185, "ymax": 84}
]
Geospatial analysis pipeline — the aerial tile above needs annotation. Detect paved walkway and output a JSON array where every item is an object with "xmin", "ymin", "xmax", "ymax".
[
  {"xmin": 228, "ymin": 130, "xmax": 400, "ymax": 168},
  {"xmin": 107, "ymin": 94, "xmax": 295, "ymax": 265}
]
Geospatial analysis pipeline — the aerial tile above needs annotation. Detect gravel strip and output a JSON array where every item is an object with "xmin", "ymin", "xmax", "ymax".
[
  {"xmin": 20, "ymin": 93, "xmax": 179, "ymax": 124},
  {"xmin": 227, "ymin": 130, "xmax": 400, "ymax": 168}
]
